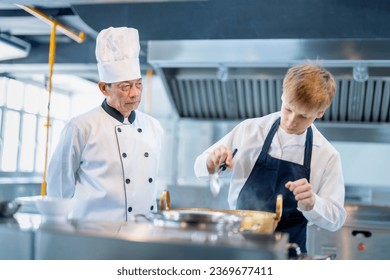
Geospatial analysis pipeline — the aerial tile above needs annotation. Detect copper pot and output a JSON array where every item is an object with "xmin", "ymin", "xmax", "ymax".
[{"xmin": 159, "ymin": 189, "xmax": 282, "ymax": 234}]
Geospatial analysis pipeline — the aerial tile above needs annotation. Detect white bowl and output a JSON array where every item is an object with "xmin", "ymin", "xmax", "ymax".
[{"xmin": 35, "ymin": 196, "xmax": 74, "ymax": 219}]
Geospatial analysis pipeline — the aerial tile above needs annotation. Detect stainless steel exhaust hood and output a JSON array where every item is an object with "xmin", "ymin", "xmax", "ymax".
[{"xmin": 148, "ymin": 39, "xmax": 390, "ymax": 142}]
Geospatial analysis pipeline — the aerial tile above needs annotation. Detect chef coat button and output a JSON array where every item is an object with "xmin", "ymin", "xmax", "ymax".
[
  {"xmin": 137, "ymin": 128, "xmax": 142, "ymax": 133},
  {"xmin": 122, "ymin": 153, "xmax": 127, "ymax": 158},
  {"xmin": 125, "ymin": 178, "xmax": 131, "ymax": 184},
  {"xmin": 117, "ymin": 128, "xmax": 122, "ymax": 132},
  {"xmin": 148, "ymin": 178, "xmax": 153, "ymax": 183},
  {"xmin": 144, "ymin": 152, "xmax": 149, "ymax": 157},
  {"xmin": 150, "ymin": 205, "xmax": 154, "ymax": 211},
  {"xmin": 128, "ymin": 207, "xmax": 132, "ymax": 212}
]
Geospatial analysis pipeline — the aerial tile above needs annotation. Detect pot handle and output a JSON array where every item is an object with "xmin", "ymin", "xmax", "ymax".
[
  {"xmin": 159, "ymin": 189, "xmax": 171, "ymax": 210},
  {"xmin": 275, "ymin": 194, "xmax": 283, "ymax": 222}
]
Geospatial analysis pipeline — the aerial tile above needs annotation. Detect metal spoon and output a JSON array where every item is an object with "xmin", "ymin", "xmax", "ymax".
[{"xmin": 210, "ymin": 148, "xmax": 238, "ymax": 197}]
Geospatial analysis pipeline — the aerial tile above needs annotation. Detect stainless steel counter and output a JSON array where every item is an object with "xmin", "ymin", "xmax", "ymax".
[
  {"xmin": 307, "ymin": 204, "xmax": 390, "ymax": 260},
  {"xmin": 0, "ymin": 213, "xmax": 289, "ymax": 260},
  {"xmin": 0, "ymin": 217, "xmax": 35, "ymax": 260}
]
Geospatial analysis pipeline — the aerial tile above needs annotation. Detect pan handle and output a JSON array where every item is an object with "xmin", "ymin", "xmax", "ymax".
[
  {"xmin": 274, "ymin": 194, "xmax": 283, "ymax": 222},
  {"xmin": 159, "ymin": 189, "xmax": 171, "ymax": 210}
]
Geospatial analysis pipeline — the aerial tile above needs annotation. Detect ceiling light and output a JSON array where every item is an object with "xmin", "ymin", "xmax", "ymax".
[
  {"xmin": 353, "ymin": 65, "xmax": 369, "ymax": 82},
  {"xmin": 217, "ymin": 66, "xmax": 229, "ymax": 82},
  {"xmin": 0, "ymin": 33, "xmax": 31, "ymax": 61}
]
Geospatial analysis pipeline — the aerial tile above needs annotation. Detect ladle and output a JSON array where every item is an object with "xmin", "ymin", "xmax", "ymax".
[{"xmin": 210, "ymin": 148, "xmax": 237, "ymax": 197}]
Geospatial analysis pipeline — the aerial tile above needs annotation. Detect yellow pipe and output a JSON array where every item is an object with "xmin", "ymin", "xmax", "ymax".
[
  {"xmin": 15, "ymin": 5, "xmax": 86, "ymax": 195},
  {"xmin": 40, "ymin": 23, "xmax": 57, "ymax": 196},
  {"xmin": 145, "ymin": 69, "xmax": 153, "ymax": 115},
  {"xmin": 16, "ymin": 4, "xmax": 85, "ymax": 43}
]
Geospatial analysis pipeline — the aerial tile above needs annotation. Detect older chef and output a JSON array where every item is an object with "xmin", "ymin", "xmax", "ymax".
[
  {"xmin": 194, "ymin": 63, "xmax": 346, "ymax": 253},
  {"xmin": 47, "ymin": 27, "xmax": 164, "ymax": 222}
]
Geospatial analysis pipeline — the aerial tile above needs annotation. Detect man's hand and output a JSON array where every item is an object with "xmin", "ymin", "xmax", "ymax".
[
  {"xmin": 285, "ymin": 178, "xmax": 315, "ymax": 211},
  {"xmin": 206, "ymin": 146, "xmax": 234, "ymax": 174}
]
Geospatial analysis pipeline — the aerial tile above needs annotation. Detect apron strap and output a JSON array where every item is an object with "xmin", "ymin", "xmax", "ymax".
[
  {"xmin": 260, "ymin": 116, "xmax": 313, "ymax": 173},
  {"xmin": 258, "ymin": 117, "xmax": 280, "ymax": 162},
  {"xmin": 303, "ymin": 126, "xmax": 313, "ymax": 172}
]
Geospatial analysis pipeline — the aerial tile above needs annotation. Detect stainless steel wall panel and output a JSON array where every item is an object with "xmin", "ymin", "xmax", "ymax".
[
  {"xmin": 275, "ymin": 78, "xmax": 283, "ymax": 110},
  {"xmin": 159, "ymin": 66, "xmax": 390, "ymax": 134},
  {"xmin": 363, "ymin": 81, "xmax": 374, "ymax": 122},
  {"xmin": 380, "ymin": 81, "xmax": 390, "ymax": 122},
  {"xmin": 243, "ymin": 79, "xmax": 253, "ymax": 118},
  {"xmin": 183, "ymin": 80, "xmax": 195, "ymax": 117},
  {"xmin": 212, "ymin": 80, "xmax": 225, "ymax": 118},
  {"xmin": 221, "ymin": 81, "xmax": 236, "ymax": 119},
  {"xmin": 349, "ymin": 82, "xmax": 364, "ymax": 121},
  {"xmin": 0, "ymin": 226, "xmax": 34, "ymax": 260},
  {"xmin": 339, "ymin": 79, "xmax": 350, "ymax": 121},
  {"xmin": 268, "ymin": 79, "xmax": 277, "ymax": 114},
  {"xmin": 169, "ymin": 79, "xmax": 182, "ymax": 116},
  {"xmin": 198, "ymin": 80, "xmax": 210, "ymax": 119},
  {"xmin": 192, "ymin": 80, "xmax": 204, "ymax": 118},
  {"xmin": 372, "ymin": 80, "xmax": 384, "ymax": 122},
  {"xmin": 176, "ymin": 79, "xmax": 188, "ymax": 117},
  {"xmin": 252, "ymin": 79, "xmax": 262, "ymax": 117},
  {"xmin": 148, "ymin": 39, "xmax": 390, "ymax": 67},
  {"xmin": 234, "ymin": 79, "xmax": 247, "ymax": 119},
  {"xmin": 205, "ymin": 80, "xmax": 217, "ymax": 118},
  {"xmin": 260, "ymin": 79, "xmax": 270, "ymax": 116}
]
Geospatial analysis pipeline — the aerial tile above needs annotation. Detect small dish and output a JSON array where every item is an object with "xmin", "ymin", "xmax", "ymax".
[{"xmin": 35, "ymin": 196, "xmax": 74, "ymax": 220}]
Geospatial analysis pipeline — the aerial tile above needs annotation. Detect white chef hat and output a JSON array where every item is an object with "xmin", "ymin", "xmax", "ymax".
[{"xmin": 95, "ymin": 26, "xmax": 141, "ymax": 83}]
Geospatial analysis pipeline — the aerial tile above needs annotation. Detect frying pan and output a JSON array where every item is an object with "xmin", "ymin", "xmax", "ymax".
[{"xmin": 159, "ymin": 189, "xmax": 282, "ymax": 234}]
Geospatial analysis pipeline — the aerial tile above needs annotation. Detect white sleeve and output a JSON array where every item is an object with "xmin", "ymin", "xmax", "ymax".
[
  {"xmin": 47, "ymin": 120, "xmax": 82, "ymax": 198},
  {"xmin": 193, "ymin": 126, "xmax": 240, "ymax": 180},
  {"xmin": 300, "ymin": 151, "xmax": 347, "ymax": 231}
]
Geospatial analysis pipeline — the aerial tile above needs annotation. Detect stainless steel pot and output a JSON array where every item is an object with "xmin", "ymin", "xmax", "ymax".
[
  {"xmin": 146, "ymin": 209, "xmax": 243, "ymax": 233},
  {"xmin": 159, "ymin": 189, "xmax": 283, "ymax": 234},
  {"xmin": 0, "ymin": 200, "xmax": 21, "ymax": 218}
]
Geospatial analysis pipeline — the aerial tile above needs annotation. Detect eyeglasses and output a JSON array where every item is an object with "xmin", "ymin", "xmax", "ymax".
[{"xmin": 106, "ymin": 80, "xmax": 142, "ymax": 92}]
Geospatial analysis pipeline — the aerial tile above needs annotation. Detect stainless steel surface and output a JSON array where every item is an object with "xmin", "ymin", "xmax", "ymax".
[
  {"xmin": 148, "ymin": 39, "xmax": 390, "ymax": 66},
  {"xmin": 148, "ymin": 40, "xmax": 390, "ymax": 126},
  {"xmin": 0, "ymin": 200, "xmax": 21, "ymax": 218},
  {"xmin": 0, "ymin": 217, "xmax": 34, "ymax": 260},
  {"xmin": 0, "ymin": 2, "xmax": 389, "ymax": 146},
  {"xmin": 307, "ymin": 204, "xmax": 390, "ymax": 260},
  {"xmin": 143, "ymin": 209, "xmax": 242, "ymax": 232},
  {"xmin": 1, "ymin": 1, "xmax": 390, "ymax": 88},
  {"xmin": 34, "ymin": 227, "xmax": 288, "ymax": 260},
  {"xmin": 0, "ymin": 212, "xmax": 290, "ymax": 260}
]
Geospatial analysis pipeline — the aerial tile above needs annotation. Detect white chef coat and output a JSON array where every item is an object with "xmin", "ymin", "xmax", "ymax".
[
  {"xmin": 47, "ymin": 101, "xmax": 163, "ymax": 222},
  {"xmin": 194, "ymin": 112, "xmax": 346, "ymax": 232}
]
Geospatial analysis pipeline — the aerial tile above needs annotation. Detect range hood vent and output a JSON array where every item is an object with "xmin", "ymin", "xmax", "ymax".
[
  {"xmin": 148, "ymin": 39, "xmax": 390, "ymax": 124},
  {"xmin": 165, "ymin": 70, "xmax": 390, "ymax": 123}
]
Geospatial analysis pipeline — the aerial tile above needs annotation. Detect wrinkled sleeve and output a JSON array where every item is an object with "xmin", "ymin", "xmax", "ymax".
[
  {"xmin": 47, "ymin": 120, "xmax": 83, "ymax": 198},
  {"xmin": 301, "ymin": 151, "xmax": 347, "ymax": 231}
]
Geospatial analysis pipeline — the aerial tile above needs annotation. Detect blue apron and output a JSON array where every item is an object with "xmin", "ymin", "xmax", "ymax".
[{"xmin": 236, "ymin": 117, "xmax": 312, "ymax": 253}]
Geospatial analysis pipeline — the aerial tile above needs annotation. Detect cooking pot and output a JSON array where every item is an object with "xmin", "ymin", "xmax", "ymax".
[
  {"xmin": 0, "ymin": 200, "xmax": 21, "ymax": 218},
  {"xmin": 159, "ymin": 189, "xmax": 282, "ymax": 234},
  {"xmin": 142, "ymin": 209, "xmax": 243, "ymax": 233}
]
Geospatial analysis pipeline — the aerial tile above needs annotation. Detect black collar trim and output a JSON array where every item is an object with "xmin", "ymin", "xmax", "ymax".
[{"xmin": 101, "ymin": 99, "xmax": 136, "ymax": 124}]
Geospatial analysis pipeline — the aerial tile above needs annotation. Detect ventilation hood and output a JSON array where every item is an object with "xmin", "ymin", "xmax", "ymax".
[{"xmin": 148, "ymin": 38, "xmax": 390, "ymax": 142}]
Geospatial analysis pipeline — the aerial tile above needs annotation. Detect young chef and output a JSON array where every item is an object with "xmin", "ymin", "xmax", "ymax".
[
  {"xmin": 194, "ymin": 63, "xmax": 346, "ymax": 253},
  {"xmin": 47, "ymin": 27, "xmax": 164, "ymax": 222}
]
